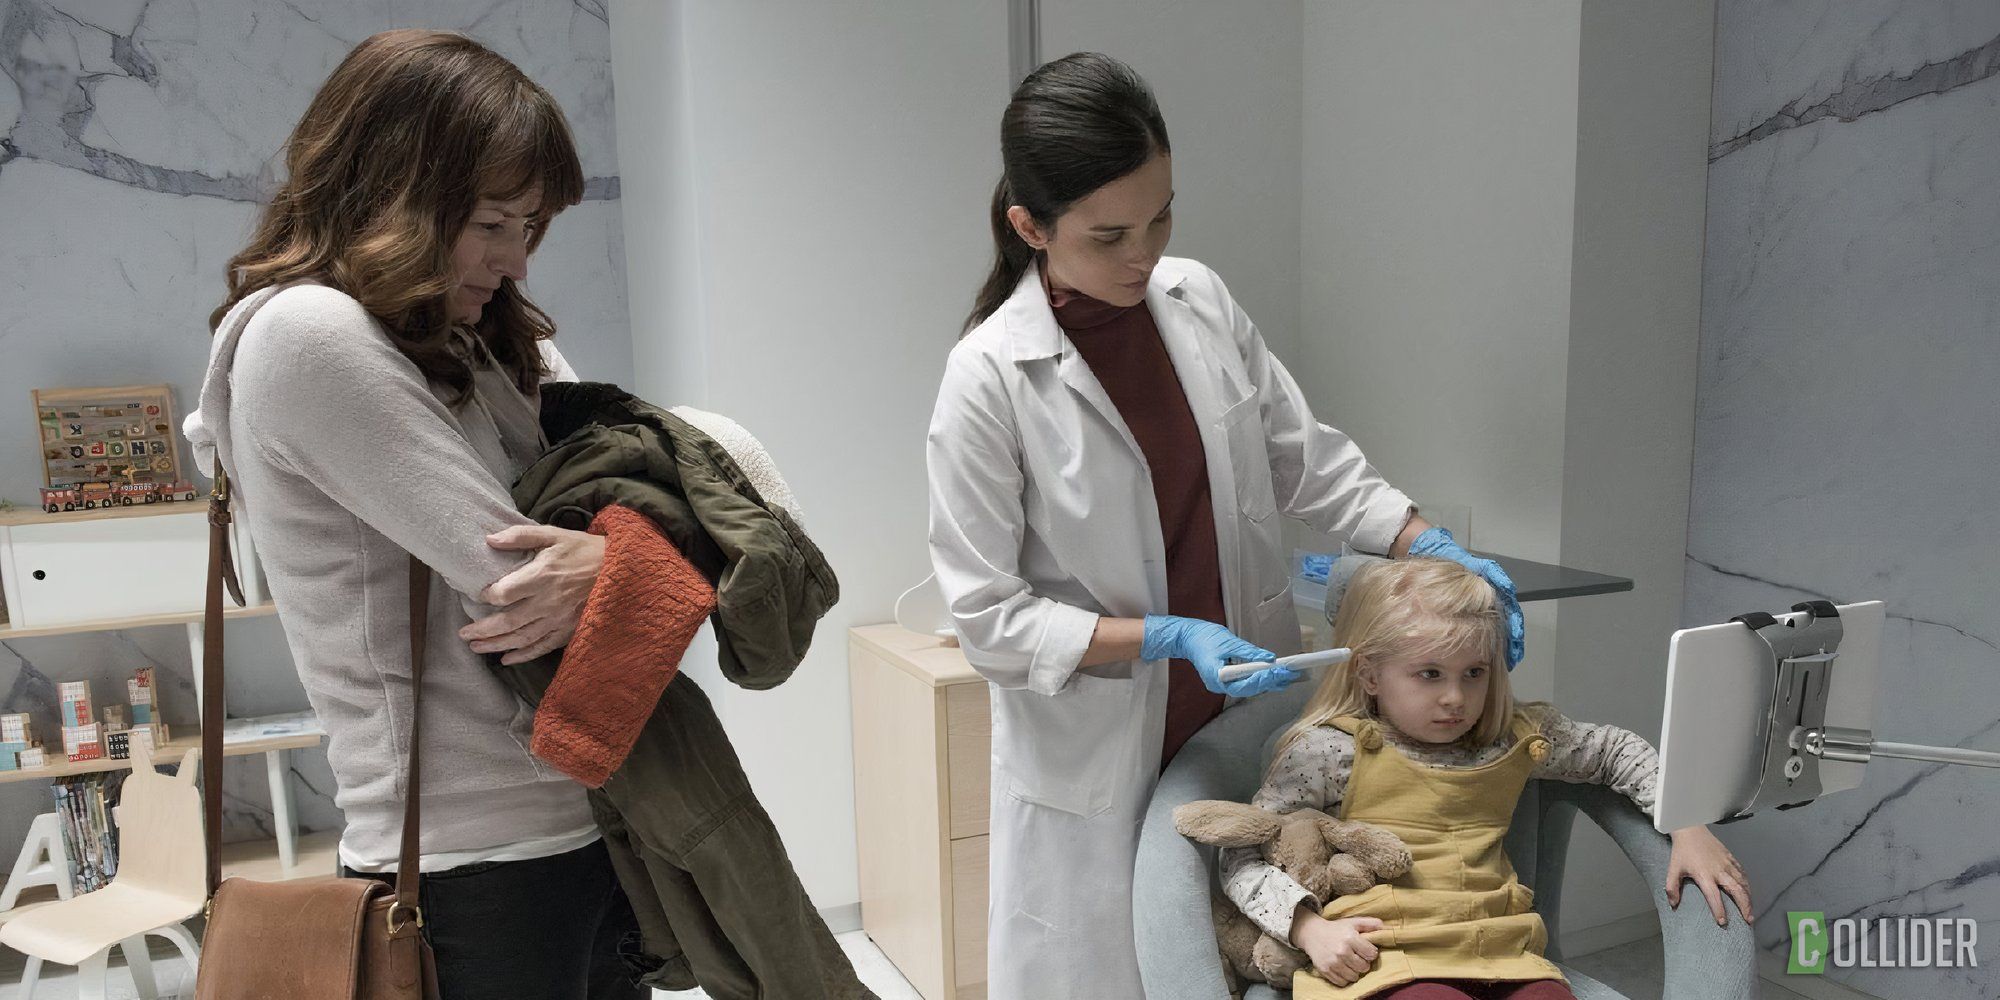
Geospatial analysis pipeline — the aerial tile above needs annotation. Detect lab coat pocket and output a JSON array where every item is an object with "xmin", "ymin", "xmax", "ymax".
[
  {"xmin": 1256, "ymin": 590, "xmax": 1295, "ymax": 630},
  {"xmin": 999, "ymin": 671, "xmax": 1134, "ymax": 818},
  {"xmin": 1222, "ymin": 395, "xmax": 1277, "ymax": 522}
]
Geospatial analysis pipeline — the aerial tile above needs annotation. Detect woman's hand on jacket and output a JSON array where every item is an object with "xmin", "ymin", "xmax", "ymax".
[{"xmin": 461, "ymin": 524, "xmax": 607, "ymax": 665}]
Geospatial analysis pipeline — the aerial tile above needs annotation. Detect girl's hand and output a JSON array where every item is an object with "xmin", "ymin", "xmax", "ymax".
[
  {"xmin": 1290, "ymin": 905, "xmax": 1384, "ymax": 986},
  {"xmin": 460, "ymin": 524, "xmax": 607, "ymax": 665},
  {"xmin": 1666, "ymin": 825, "xmax": 1753, "ymax": 926}
]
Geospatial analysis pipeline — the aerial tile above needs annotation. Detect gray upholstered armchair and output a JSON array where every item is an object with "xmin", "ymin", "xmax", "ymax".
[{"xmin": 1133, "ymin": 582, "xmax": 1759, "ymax": 999}]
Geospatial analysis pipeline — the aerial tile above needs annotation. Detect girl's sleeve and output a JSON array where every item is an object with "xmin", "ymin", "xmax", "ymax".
[
  {"xmin": 1528, "ymin": 705, "xmax": 1662, "ymax": 818},
  {"xmin": 1220, "ymin": 728, "xmax": 1355, "ymax": 941}
]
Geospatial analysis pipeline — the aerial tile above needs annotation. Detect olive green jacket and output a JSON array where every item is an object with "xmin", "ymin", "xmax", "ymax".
[
  {"xmin": 520, "ymin": 380, "xmax": 838, "ymax": 690},
  {"xmin": 497, "ymin": 382, "xmax": 868, "ymax": 998}
]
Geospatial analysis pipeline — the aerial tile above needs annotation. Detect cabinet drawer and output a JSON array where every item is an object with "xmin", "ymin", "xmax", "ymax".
[
  {"xmin": 944, "ymin": 682, "xmax": 991, "ymax": 839},
  {"xmin": 5, "ymin": 513, "xmax": 217, "ymax": 627},
  {"xmin": 950, "ymin": 835, "xmax": 988, "ymax": 1000}
]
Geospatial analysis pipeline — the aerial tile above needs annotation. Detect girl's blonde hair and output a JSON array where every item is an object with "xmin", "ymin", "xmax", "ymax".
[{"xmin": 1274, "ymin": 557, "xmax": 1526, "ymax": 765}]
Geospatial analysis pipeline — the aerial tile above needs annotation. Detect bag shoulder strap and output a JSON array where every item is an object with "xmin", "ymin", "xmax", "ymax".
[{"xmin": 203, "ymin": 468, "xmax": 428, "ymax": 911}]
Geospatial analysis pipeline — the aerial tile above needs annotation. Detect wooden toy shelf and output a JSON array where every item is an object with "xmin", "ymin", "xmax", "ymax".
[
  {"xmin": 0, "ymin": 602, "xmax": 278, "ymax": 641},
  {"xmin": 0, "ymin": 502, "xmax": 325, "ymax": 883},
  {"xmin": 0, "ymin": 711, "xmax": 323, "ymax": 786},
  {"xmin": 0, "ymin": 503, "xmax": 216, "ymax": 528}
]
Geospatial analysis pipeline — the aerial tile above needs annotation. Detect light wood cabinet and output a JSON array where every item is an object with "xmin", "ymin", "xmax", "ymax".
[{"xmin": 850, "ymin": 625, "xmax": 991, "ymax": 1000}]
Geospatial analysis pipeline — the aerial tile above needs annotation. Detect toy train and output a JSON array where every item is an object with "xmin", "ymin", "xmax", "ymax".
[{"xmin": 40, "ymin": 480, "xmax": 199, "ymax": 513}]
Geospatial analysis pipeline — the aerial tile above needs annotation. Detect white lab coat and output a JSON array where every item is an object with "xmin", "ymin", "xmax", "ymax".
[{"xmin": 925, "ymin": 257, "xmax": 1415, "ymax": 998}]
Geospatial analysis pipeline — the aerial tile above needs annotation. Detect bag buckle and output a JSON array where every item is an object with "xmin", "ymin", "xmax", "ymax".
[{"xmin": 386, "ymin": 901, "xmax": 424, "ymax": 935}]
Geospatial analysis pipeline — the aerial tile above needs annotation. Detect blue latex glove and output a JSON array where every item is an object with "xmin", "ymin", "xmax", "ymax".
[
  {"xmin": 1140, "ymin": 615, "xmax": 1297, "ymax": 697},
  {"xmin": 1406, "ymin": 527, "xmax": 1526, "ymax": 669}
]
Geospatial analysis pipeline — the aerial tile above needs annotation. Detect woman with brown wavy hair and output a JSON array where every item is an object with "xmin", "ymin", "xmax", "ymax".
[{"xmin": 187, "ymin": 29, "xmax": 643, "ymax": 997}]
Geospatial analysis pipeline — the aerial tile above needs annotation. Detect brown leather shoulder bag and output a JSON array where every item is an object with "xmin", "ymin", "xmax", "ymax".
[{"xmin": 193, "ymin": 467, "xmax": 439, "ymax": 998}]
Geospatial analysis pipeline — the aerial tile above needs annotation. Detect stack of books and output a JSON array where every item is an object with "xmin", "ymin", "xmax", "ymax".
[{"xmin": 51, "ymin": 773, "xmax": 120, "ymax": 894}]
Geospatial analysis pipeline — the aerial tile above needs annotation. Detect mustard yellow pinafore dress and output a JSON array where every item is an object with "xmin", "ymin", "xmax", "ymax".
[{"xmin": 1293, "ymin": 712, "xmax": 1567, "ymax": 999}]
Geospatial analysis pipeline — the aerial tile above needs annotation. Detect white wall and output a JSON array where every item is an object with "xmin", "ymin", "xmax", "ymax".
[
  {"xmin": 610, "ymin": 0, "xmax": 1009, "ymax": 918},
  {"xmin": 1298, "ymin": 0, "xmax": 1585, "ymax": 707},
  {"xmin": 1295, "ymin": 0, "xmax": 1713, "ymax": 943},
  {"xmin": 1555, "ymin": 0, "xmax": 1715, "ymax": 938},
  {"xmin": 1040, "ymin": 0, "xmax": 1304, "ymax": 360}
]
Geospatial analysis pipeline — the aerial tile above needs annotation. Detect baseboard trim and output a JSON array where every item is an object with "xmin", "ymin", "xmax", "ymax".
[
  {"xmin": 1756, "ymin": 953, "xmax": 1887, "ymax": 1000},
  {"xmin": 1561, "ymin": 910, "xmax": 1661, "ymax": 959},
  {"xmin": 821, "ymin": 900, "xmax": 863, "ymax": 934}
]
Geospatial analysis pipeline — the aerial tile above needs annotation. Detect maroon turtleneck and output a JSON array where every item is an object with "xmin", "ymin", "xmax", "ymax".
[{"xmin": 1044, "ymin": 269, "xmax": 1229, "ymax": 766}]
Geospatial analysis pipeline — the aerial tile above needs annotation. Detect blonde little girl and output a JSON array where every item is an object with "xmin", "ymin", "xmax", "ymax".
[{"xmin": 1221, "ymin": 558, "xmax": 1752, "ymax": 1000}]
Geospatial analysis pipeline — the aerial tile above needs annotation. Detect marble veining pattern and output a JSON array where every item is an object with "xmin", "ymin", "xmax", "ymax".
[
  {"xmin": 1711, "ymin": 29, "xmax": 2000, "ymax": 161},
  {"xmin": 1688, "ymin": 4, "xmax": 1999, "ymax": 997}
]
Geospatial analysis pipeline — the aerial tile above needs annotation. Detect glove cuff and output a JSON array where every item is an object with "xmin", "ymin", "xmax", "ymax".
[
  {"xmin": 1408, "ymin": 526, "xmax": 1456, "ymax": 557},
  {"xmin": 1139, "ymin": 614, "xmax": 1176, "ymax": 662}
]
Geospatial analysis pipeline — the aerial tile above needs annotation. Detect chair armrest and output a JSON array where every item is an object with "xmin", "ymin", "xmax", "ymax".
[
  {"xmin": 1136, "ymin": 744, "xmax": 1239, "ymax": 999},
  {"xmin": 1560, "ymin": 782, "xmax": 1759, "ymax": 1000}
]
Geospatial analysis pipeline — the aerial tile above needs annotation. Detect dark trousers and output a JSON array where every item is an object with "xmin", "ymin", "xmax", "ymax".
[{"xmin": 345, "ymin": 839, "xmax": 645, "ymax": 1000}]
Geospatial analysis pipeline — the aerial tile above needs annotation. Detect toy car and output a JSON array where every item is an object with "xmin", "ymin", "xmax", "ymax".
[{"xmin": 39, "ymin": 480, "xmax": 200, "ymax": 512}]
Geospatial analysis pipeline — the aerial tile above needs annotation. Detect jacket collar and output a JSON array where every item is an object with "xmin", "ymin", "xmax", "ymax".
[{"xmin": 1003, "ymin": 261, "xmax": 1188, "ymax": 363}]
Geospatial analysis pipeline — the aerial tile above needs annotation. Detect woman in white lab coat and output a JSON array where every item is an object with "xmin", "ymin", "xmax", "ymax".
[{"xmin": 925, "ymin": 53, "xmax": 1527, "ymax": 999}]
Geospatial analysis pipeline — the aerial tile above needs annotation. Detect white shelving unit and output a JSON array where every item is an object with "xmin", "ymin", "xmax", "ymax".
[{"xmin": 0, "ymin": 503, "xmax": 329, "ymax": 901}]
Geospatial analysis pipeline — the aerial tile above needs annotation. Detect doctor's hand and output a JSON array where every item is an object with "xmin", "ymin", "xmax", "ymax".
[
  {"xmin": 1291, "ymin": 907, "xmax": 1383, "ymax": 986},
  {"xmin": 461, "ymin": 524, "xmax": 607, "ymax": 665},
  {"xmin": 1405, "ymin": 527, "xmax": 1526, "ymax": 669},
  {"xmin": 1140, "ymin": 615, "xmax": 1295, "ymax": 697}
]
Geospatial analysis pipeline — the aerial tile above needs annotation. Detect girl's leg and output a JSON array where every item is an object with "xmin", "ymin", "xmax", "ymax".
[
  {"xmin": 1375, "ymin": 983, "xmax": 1480, "ymax": 1000},
  {"xmin": 1482, "ymin": 980, "xmax": 1579, "ymax": 1000}
]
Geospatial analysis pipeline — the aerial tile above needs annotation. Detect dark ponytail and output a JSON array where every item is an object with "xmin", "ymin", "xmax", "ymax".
[{"xmin": 964, "ymin": 52, "xmax": 1170, "ymax": 332}]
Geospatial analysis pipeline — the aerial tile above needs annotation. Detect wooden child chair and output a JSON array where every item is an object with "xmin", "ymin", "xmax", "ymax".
[{"xmin": 0, "ymin": 742, "xmax": 205, "ymax": 998}]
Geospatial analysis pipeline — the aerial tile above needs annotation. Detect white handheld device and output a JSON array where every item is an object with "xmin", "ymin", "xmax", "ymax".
[{"xmin": 1217, "ymin": 647, "xmax": 1353, "ymax": 684}]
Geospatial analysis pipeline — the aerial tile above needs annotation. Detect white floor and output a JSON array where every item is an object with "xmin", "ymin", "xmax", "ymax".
[
  {"xmin": 0, "ymin": 930, "xmax": 922, "ymax": 1000},
  {"xmin": 654, "ymin": 930, "xmax": 923, "ymax": 1000},
  {"xmin": 0, "ymin": 930, "xmax": 1874, "ymax": 1000}
]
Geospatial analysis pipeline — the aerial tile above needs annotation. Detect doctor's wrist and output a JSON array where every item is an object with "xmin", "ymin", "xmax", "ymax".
[
  {"xmin": 1389, "ymin": 512, "xmax": 1431, "ymax": 559},
  {"xmin": 1080, "ymin": 616, "xmax": 1145, "ymax": 668}
]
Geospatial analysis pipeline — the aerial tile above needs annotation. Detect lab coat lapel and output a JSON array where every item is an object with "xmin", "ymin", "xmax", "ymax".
[
  {"xmin": 1007, "ymin": 264, "xmax": 1149, "ymax": 468},
  {"xmin": 1003, "ymin": 265, "xmax": 1164, "ymax": 614},
  {"xmin": 1151, "ymin": 275, "xmax": 1251, "ymax": 630},
  {"xmin": 1055, "ymin": 346, "xmax": 1147, "ymax": 468}
]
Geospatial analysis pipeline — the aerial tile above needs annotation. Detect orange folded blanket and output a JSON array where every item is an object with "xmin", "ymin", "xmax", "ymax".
[{"xmin": 531, "ymin": 503, "xmax": 717, "ymax": 787}]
